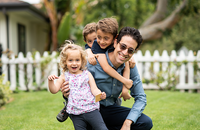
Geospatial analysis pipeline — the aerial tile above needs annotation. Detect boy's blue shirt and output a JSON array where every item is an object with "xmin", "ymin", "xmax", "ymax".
[
  {"xmin": 87, "ymin": 49, "xmax": 147, "ymax": 123},
  {"xmin": 91, "ymin": 39, "xmax": 113, "ymax": 54},
  {"xmin": 85, "ymin": 44, "xmax": 90, "ymax": 49}
]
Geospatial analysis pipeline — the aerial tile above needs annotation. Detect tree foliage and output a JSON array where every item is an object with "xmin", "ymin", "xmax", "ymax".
[
  {"xmin": 43, "ymin": 0, "xmax": 71, "ymax": 51},
  {"xmin": 79, "ymin": 0, "xmax": 155, "ymax": 29},
  {"xmin": 41, "ymin": 0, "xmax": 200, "ymax": 52},
  {"xmin": 140, "ymin": 14, "xmax": 200, "ymax": 54}
]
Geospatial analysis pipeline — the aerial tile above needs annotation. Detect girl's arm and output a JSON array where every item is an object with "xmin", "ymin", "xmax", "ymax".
[
  {"xmin": 97, "ymin": 54, "xmax": 133, "ymax": 89},
  {"xmin": 48, "ymin": 74, "xmax": 65, "ymax": 94},
  {"xmin": 88, "ymin": 72, "xmax": 106, "ymax": 100},
  {"xmin": 88, "ymin": 72, "xmax": 101, "ymax": 96},
  {"xmin": 86, "ymin": 48, "xmax": 98, "ymax": 65}
]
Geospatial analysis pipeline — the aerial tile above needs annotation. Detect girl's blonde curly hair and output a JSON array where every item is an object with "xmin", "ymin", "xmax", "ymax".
[{"xmin": 59, "ymin": 40, "xmax": 87, "ymax": 72}]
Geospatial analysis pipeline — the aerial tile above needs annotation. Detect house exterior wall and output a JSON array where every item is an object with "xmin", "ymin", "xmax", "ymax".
[
  {"xmin": 28, "ymin": 22, "xmax": 49, "ymax": 55},
  {"xmin": 0, "ymin": 12, "xmax": 49, "ymax": 55},
  {"xmin": 0, "ymin": 13, "xmax": 7, "ymax": 52}
]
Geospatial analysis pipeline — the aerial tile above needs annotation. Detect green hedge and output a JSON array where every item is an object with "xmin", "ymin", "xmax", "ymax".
[{"xmin": 0, "ymin": 74, "xmax": 12, "ymax": 108}]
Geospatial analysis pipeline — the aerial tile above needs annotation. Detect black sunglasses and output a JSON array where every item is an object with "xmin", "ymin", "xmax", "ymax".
[{"xmin": 118, "ymin": 43, "xmax": 135, "ymax": 54}]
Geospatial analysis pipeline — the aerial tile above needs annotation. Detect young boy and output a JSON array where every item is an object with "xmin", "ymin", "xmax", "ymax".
[
  {"xmin": 87, "ymin": 17, "xmax": 135, "ymax": 101},
  {"xmin": 82, "ymin": 22, "xmax": 97, "ymax": 49},
  {"xmin": 56, "ymin": 22, "xmax": 98, "ymax": 122}
]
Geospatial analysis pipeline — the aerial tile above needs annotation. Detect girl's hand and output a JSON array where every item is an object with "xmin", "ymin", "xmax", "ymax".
[
  {"xmin": 129, "ymin": 56, "xmax": 136, "ymax": 68},
  {"xmin": 100, "ymin": 92, "xmax": 106, "ymax": 100},
  {"xmin": 48, "ymin": 75, "xmax": 59, "ymax": 81}
]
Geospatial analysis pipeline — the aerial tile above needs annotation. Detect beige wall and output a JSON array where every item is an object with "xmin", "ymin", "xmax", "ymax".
[
  {"xmin": 0, "ymin": 13, "xmax": 7, "ymax": 52},
  {"xmin": 0, "ymin": 12, "xmax": 49, "ymax": 56}
]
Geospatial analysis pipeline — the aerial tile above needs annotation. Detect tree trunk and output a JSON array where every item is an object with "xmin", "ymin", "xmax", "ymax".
[
  {"xmin": 44, "ymin": 0, "xmax": 58, "ymax": 51},
  {"xmin": 140, "ymin": 0, "xmax": 187, "ymax": 41},
  {"xmin": 140, "ymin": 0, "xmax": 168, "ymax": 28}
]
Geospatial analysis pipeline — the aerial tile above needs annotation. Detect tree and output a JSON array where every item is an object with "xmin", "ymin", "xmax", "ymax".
[
  {"xmin": 43, "ymin": 0, "xmax": 58, "ymax": 51},
  {"xmin": 43, "ymin": 0, "xmax": 71, "ymax": 51},
  {"xmin": 139, "ymin": 0, "xmax": 188, "ymax": 41},
  {"xmin": 41, "ymin": 0, "xmax": 200, "ymax": 50}
]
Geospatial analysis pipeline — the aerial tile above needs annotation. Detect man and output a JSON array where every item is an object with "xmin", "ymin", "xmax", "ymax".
[{"xmin": 62, "ymin": 27, "xmax": 153, "ymax": 130}]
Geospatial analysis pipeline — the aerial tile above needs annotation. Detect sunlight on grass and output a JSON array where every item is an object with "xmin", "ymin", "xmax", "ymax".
[
  {"xmin": 0, "ymin": 91, "xmax": 74, "ymax": 130},
  {"xmin": 0, "ymin": 90, "xmax": 200, "ymax": 130},
  {"xmin": 122, "ymin": 90, "xmax": 200, "ymax": 130}
]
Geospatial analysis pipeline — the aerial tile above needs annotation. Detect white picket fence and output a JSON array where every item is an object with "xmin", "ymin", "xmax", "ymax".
[
  {"xmin": 134, "ymin": 50, "xmax": 200, "ymax": 92},
  {"xmin": 1, "ymin": 50, "xmax": 200, "ymax": 93},
  {"xmin": 1, "ymin": 51, "xmax": 59, "ymax": 91}
]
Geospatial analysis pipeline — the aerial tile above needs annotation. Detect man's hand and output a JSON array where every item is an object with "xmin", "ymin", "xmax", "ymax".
[
  {"xmin": 120, "ymin": 119, "xmax": 133, "ymax": 130},
  {"xmin": 60, "ymin": 81, "xmax": 70, "ymax": 98}
]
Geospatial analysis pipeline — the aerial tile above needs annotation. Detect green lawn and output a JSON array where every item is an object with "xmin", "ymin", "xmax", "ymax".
[{"xmin": 0, "ymin": 90, "xmax": 200, "ymax": 130}]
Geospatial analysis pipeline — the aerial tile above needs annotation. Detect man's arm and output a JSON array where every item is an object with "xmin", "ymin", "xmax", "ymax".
[{"xmin": 126, "ymin": 65, "xmax": 147, "ymax": 123}]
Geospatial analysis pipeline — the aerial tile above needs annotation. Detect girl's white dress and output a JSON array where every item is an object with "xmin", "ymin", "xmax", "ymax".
[{"xmin": 65, "ymin": 70, "xmax": 99, "ymax": 115}]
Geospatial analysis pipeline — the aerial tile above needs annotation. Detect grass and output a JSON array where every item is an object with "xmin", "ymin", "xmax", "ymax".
[{"xmin": 0, "ymin": 90, "xmax": 200, "ymax": 130}]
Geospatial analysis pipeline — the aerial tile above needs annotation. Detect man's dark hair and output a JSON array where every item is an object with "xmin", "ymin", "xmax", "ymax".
[{"xmin": 117, "ymin": 27, "xmax": 143, "ymax": 51}]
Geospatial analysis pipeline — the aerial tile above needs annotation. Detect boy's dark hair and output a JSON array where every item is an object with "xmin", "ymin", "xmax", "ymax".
[
  {"xmin": 96, "ymin": 17, "xmax": 118, "ymax": 39},
  {"xmin": 82, "ymin": 22, "xmax": 97, "ymax": 41},
  {"xmin": 117, "ymin": 27, "xmax": 143, "ymax": 51}
]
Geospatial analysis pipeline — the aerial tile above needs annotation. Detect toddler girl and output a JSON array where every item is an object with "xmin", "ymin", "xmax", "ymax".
[{"xmin": 48, "ymin": 40, "xmax": 108, "ymax": 130}]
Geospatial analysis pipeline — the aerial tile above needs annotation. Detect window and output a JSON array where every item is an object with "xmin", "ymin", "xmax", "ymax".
[{"xmin": 17, "ymin": 24, "xmax": 26, "ymax": 54}]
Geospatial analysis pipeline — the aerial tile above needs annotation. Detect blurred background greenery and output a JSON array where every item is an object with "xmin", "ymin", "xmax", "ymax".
[{"xmin": 40, "ymin": 0, "xmax": 200, "ymax": 55}]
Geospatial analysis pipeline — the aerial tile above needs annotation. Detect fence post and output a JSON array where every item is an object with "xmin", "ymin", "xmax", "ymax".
[
  {"xmin": 9, "ymin": 54, "xmax": 16, "ymax": 90},
  {"xmin": 196, "ymin": 50, "xmax": 200, "ymax": 93},
  {"xmin": 1, "ymin": 53, "xmax": 8, "ymax": 84},
  {"xmin": 176, "ymin": 50, "xmax": 186, "ymax": 92},
  {"xmin": 143, "ymin": 50, "xmax": 152, "ymax": 80},
  {"xmin": 170, "ymin": 50, "xmax": 177, "ymax": 74},
  {"xmin": 153, "ymin": 50, "xmax": 160, "ymax": 73},
  {"xmin": 17, "ymin": 52, "xmax": 27, "ymax": 90},
  {"xmin": 46, "ymin": 51, "xmax": 59, "ymax": 91},
  {"xmin": 26, "ymin": 52, "xmax": 34, "ymax": 90},
  {"xmin": 187, "ymin": 51, "xmax": 195, "ymax": 84},
  {"xmin": 51, "ymin": 51, "xmax": 58, "ymax": 76},
  {"xmin": 42, "ymin": 51, "xmax": 49, "ymax": 89},
  {"xmin": 35, "ymin": 51, "xmax": 41, "ymax": 89},
  {"xmin": 160, "ymin": 50, "xmax": 170, "ymax": 88},
  {"xmin": 135, "ymin": 50, "xmax": 143, "ymax": 79}
]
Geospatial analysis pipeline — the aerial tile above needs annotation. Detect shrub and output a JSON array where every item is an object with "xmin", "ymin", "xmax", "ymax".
[{"xmin": 0, "ymin": 74, "xmax": 12, "ymax": 108}]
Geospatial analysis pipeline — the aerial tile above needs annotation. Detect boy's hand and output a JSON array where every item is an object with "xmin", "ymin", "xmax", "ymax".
[
  {"xmin": 119, "ymin": 86, "xmax": 132, "ymax": 101},
  {"xmin": 48, "ymin": 75, "xmax": 59, "ymax": 81},
  {"xmin": 88, "ymin": 54, "xmax": 98, "ymax": 65},
  {"xmin": 124, "ymin": 79, "xmax": 133, "ymax": 89},
  {"xmin": 129, "ymin": 56, "xmax": 136, "ymax": 68}
]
